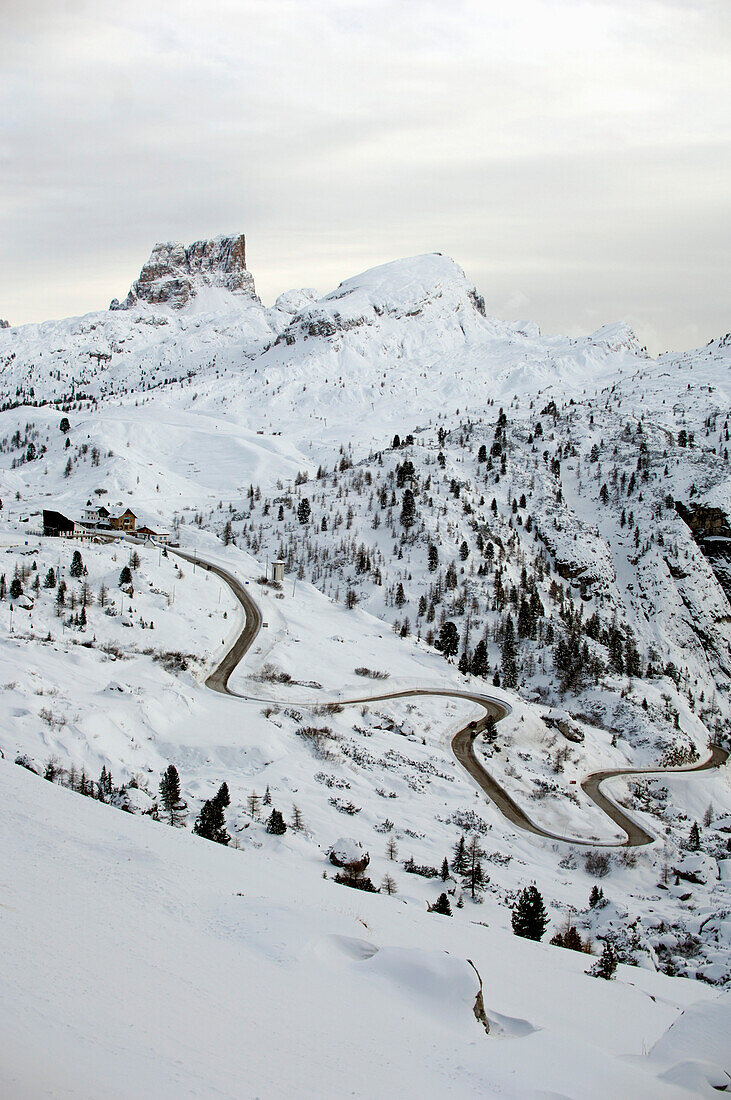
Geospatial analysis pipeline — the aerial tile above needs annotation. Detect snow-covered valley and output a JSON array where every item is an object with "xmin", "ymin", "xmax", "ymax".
[{"xmin": 0, "ymin": 238, "xmax": 729, "ymax": 1097}]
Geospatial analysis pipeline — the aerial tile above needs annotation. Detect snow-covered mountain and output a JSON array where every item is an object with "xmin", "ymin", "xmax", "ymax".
[{"xmin": 0, "ymin": 237, "xmax": 729, "ymax": 1097}]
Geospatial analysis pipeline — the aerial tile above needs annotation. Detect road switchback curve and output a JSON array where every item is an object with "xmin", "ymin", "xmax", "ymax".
[{"xmin": 171, "ymin": 547, "xmax": 728, "ymax": 849}]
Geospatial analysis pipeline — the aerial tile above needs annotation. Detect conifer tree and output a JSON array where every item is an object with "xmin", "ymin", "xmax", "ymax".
[
  {"xmin": 511, "ymin": 885, "xmax": 549, "ymax": 941},
  {"xmin": 564, "ymin": 926, "xmax": 583, "ymax": 952},
  {"xmin": 464, "ymin": 835, "xmax": 487, "ymax": 899},
  {"xmin": 193, "ymin": 783, "xmax": 230, "ymax": 845},
  {"xmin": 471, "ymin": 639, "xmax": 488, "ymax": 678},
  {"xmin": 483, "ymin": 714, "xmax": 497, "ymax": 744},
  {"xmin": 70, "ymin": 550, "xmax": 84, "ymax": 578},
  {"xmin": 588, "ymin": 940, "xmax": 619, "ymax": 980},
  {"xmin": 439, "ymin": 620, "xmax": 459, "ymax": 658},
  {"xmin": 517, "ymin": 597, "xmax": 533, "ymax": 639},
  {"xmin": 688, "ymin": 821, "xmax": 701, "ymax": 851},
  {"xmin": 400, "ymin": 489, "xmax": 416, "ymax": 529},
  {"xmin": 430, "ymin": 892, "xmax": 452, "ymax": 916},
  {"xmin": 266, "ymin": 808, "xmax": 287, "ymax": 835},
  {"xmin": 501, "ymin": 614, "xmax": 518, "ymax": 688},
  {"xmin": 451, "ymin": 835, "xmax": 468, "ymax": 875},
  {"xmin": 440, "ymin": 857, "xmax": 450, "ymax": 881},
  {"xmin": 159, "ymin": 764, "xmax": 182, "ymax": 826},
  {"xmin": 98, "ymin": 765, "xmax": 113, "ymax": 801}
]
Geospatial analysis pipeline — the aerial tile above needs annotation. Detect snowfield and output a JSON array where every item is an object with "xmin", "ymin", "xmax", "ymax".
[
  {"xmin": 1, "ymin": 759, "xmax": 728, "ymax": 1100},
  {"xmin": 0, "ymin": 243, "xmax": 729, "ymax": 1096}
]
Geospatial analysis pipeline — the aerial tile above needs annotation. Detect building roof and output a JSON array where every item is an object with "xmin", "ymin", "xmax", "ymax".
[{"xmin": 43, "ymin": 509, "xmax": 75, "ymax": 530}]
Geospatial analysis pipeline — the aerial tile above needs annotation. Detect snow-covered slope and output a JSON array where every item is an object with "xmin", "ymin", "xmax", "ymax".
[
  {"xmin": 3, "ymin": 757, "xmax": 728, "ymax": 1100},
  {"xmin": 0, "ymin": 240, "xmax": 729, "ymax": 1095}
]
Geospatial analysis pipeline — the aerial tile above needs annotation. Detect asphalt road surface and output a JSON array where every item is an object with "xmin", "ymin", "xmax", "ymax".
[{"xmin": 173, "ymin": 547, "xmax": 728, "ymax": 849}]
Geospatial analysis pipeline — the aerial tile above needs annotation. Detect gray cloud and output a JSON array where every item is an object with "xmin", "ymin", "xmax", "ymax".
[{"xmin": 0, "ymin": 0, "xmax": 728, "ymax": 353}]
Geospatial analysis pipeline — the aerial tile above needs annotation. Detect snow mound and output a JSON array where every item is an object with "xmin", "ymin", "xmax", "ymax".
[
  {"xmin": 328, "ymin": 837, "xmax": 369, "ymax": 869},
  {"xmin": 361, "ymin": 946, "xmax": 479, "ymax": 1032},
  {"xmin": 482, "ymin": 1007, "xmax": 539, "ymax": 1039},
  {"xmin": 649, "ymin": 991, "xmax": 731, "ymax": 1094},
  {"xmin": 672, "ymin": 852, "xmax": 718, "ymax": 886},
  {"xmin": 112, "ymin": 786, "xmax": 155, "ymax": 814}
]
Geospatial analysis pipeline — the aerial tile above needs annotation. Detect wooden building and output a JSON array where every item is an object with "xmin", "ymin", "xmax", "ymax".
[{"xmin": 108, "ymin": 508, "xmax": 137, "ymax": 533}]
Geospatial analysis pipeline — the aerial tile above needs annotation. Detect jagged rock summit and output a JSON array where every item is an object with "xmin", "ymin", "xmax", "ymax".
[{"xmin": 111, "ymin": 233, "xmax": 257, "ymax": 311}]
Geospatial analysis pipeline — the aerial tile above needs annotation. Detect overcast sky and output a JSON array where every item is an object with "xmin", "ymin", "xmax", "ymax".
[{"xmin": 1, "ymin": 0, "xmax": 729, "ymax": 354}]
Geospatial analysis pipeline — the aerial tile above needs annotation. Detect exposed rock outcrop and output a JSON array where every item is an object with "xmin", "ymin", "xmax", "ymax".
[
  {"xmin": 676, "ymin": 502, "xmax": 731, "ymax": 602},
  {"xmin": 675, "ymin": 502, "xmax": 731, "ymax": 542},
  {"xmin": 111, "ymin": 234, "xmax": 257, "ymax": 310}
]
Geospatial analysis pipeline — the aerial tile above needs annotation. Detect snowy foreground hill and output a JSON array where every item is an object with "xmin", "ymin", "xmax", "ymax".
[
  {"xmin": 0, "ymin": 237, "xmax": 730, "ymax": 1097},
  {"xmin": 2, "ymin": 759, "xmax": 729, "ymax": 1100}
]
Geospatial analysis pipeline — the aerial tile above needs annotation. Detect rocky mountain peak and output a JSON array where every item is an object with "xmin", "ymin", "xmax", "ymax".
[{"xmin": 111, "ymin": 233, "xmax": 257, "ymax": 310}]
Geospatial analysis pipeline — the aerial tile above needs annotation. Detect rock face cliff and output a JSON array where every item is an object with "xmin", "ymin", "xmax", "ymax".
[
  {"xmin": 111, "ymin": 234, "xmax": 257, "ymax": 310},
  {"xmin": 676, "ymin": 502, "xmax": 731, "ymax": 602}
]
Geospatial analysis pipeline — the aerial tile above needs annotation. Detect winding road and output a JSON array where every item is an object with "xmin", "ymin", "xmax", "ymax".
[{"xmin": 171, "ymin": 546, "xmax": 728, "ymax": 849}]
